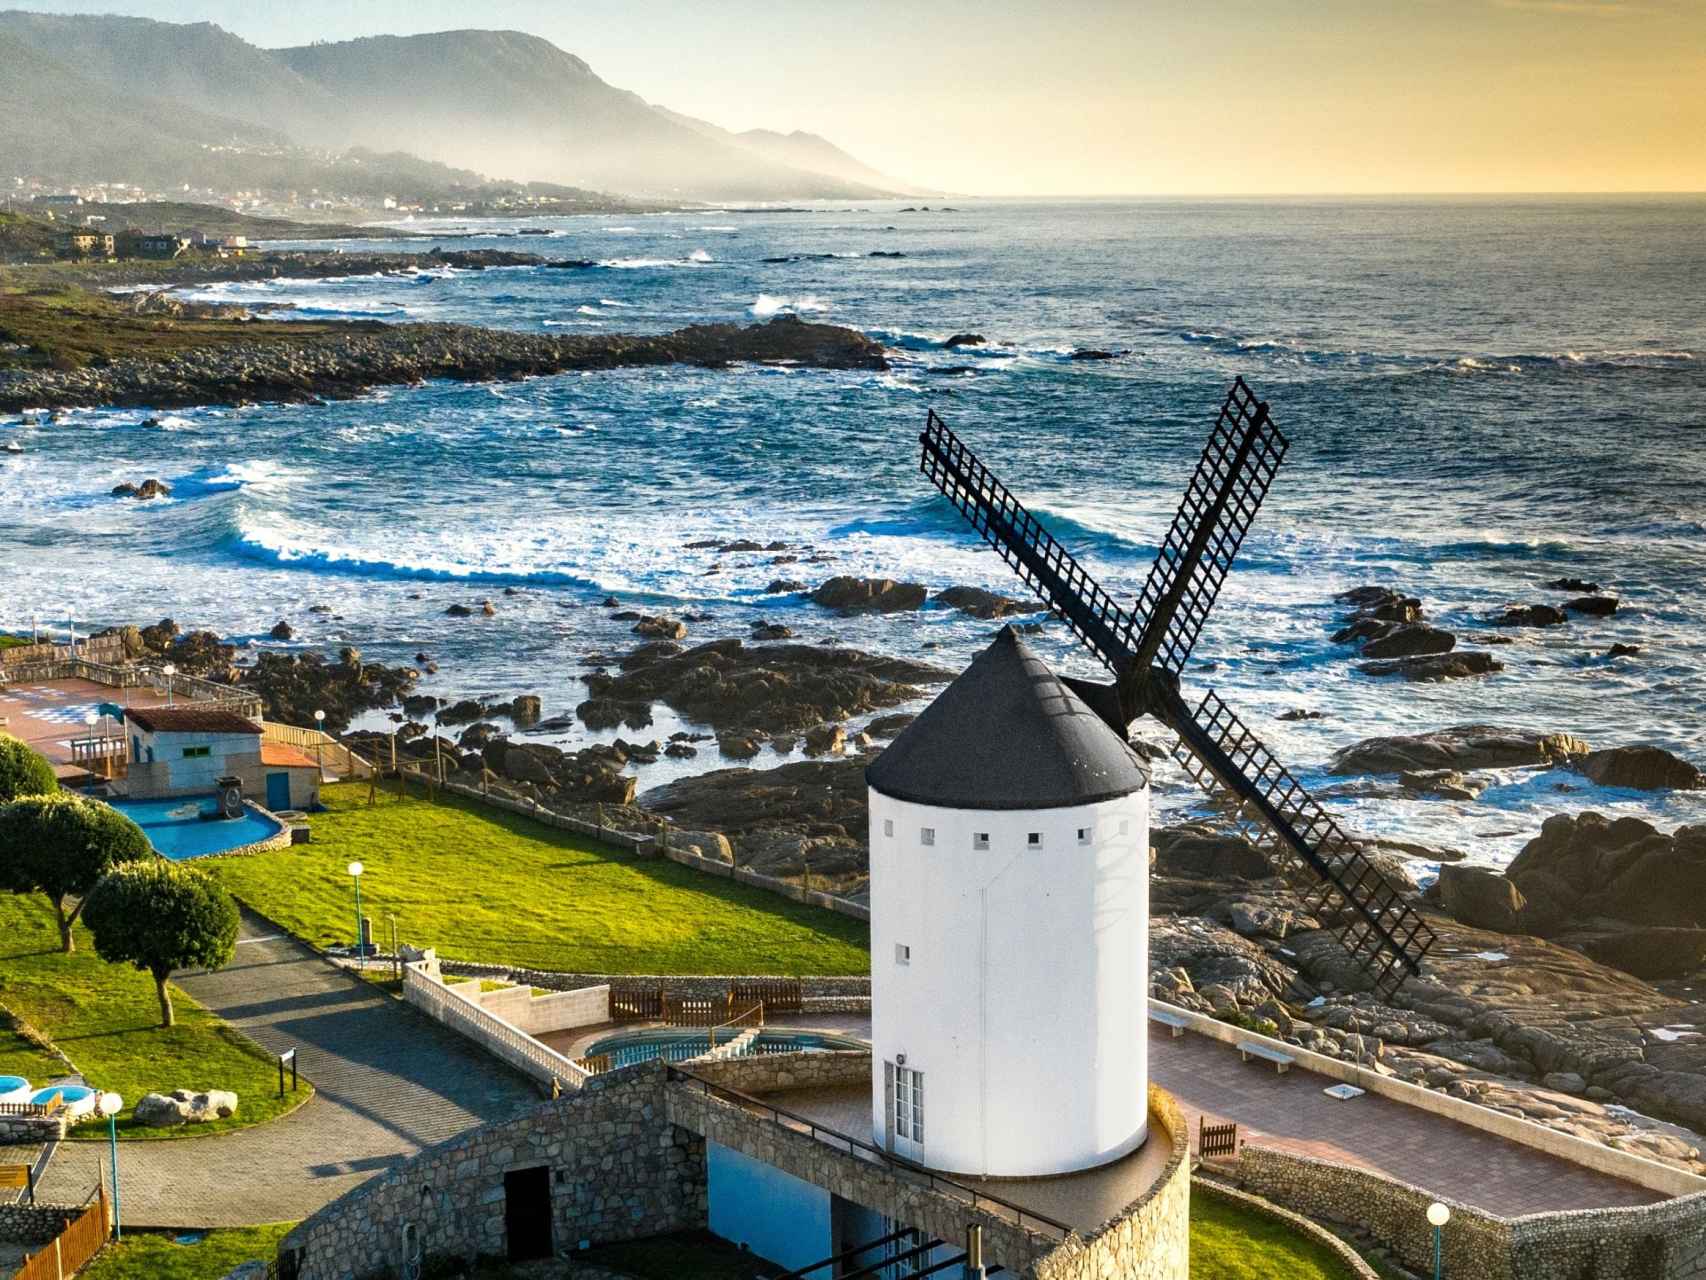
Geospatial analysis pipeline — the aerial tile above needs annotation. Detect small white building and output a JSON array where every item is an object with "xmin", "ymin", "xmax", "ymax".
[
  {"xmin": 864, "ymin": 626, "xmax": 1152, "ymax": 1177},
  {"xmin": 123, "ymin": 705, "xmax": 319, "ymax": 810}
]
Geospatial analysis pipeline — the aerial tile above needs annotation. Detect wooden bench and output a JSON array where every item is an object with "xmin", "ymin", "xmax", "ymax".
[
  {"xmin": 1237, "ymin": 1041, "xmax": 1295, "ymax": 1074},
  {"xmin": 1149, "ymin": 1008, "xmax": 1189, "ymax": 1038}
]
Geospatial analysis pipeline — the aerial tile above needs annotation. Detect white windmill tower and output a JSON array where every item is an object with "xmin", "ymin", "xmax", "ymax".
[
  {"xmin": 866, "ymin": 626, "xmax": 1153, "ymax": 1177},
  {"xmin": 863, "ymin": 379, "xmax": 1437, "ymax": 1178}
]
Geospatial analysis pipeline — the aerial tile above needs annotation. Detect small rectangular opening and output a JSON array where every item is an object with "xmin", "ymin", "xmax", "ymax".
[
  {"xmin": 1077, "ymin": 826, "xmax": 1092, "ymax": 845},
  {"xmin": 883, "ymin": 818, "xmax": 894, "ymax": 838},
  {"xmin": 972, "ymin": 832, "xmax": 990, "ymax": 850},
  {"xmin": 1027, "ymin": 832, "xmax": 1042, "ymax": 849},
  {"xmin": 895, "ymin": 943, "xmax": 911, "ymax": 965},
  {"xmin": 920, "ymin": 827, "xmax": 935, "ymax": 847}
]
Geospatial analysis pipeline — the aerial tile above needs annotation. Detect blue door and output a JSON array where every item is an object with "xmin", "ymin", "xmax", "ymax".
[{"xmin": 265, "ymin": 772, "xmax": 291, "ymax": 811}]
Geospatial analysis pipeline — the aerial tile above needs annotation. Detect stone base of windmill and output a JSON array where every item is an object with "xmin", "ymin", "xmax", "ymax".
[{"xmin": 134, "ymin": 1088, "xmax": 239, "ymax": 1127}]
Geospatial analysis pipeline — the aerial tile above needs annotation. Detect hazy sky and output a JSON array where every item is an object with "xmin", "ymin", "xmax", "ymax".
[{"xmin": 11, "ymin": 0, "xmax": 1705, "ymax": 194}]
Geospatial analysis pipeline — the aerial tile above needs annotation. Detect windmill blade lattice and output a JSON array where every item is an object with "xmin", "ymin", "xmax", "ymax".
[
  {"xmin": 920, "ymin": 409, "xmax": 1147, "ymax": 674},
  {"xmin": 1133, "ymin": 377, "xmax": 1288, "ymax": 675},
  {"xmin": 1160, "ymin": 686, "xmax": 1436, "ymax": 997}
]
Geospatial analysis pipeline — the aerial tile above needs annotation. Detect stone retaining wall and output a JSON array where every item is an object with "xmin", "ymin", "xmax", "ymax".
[
  {"xmin": 278, "ymin": 1064, "xmax": 704, "ymax": 1280},
  {"xmin": 0, "ymin": 1114, "xmax": 66, "ymax": 1142},
  {"xmin": 1190, "ymin": 1177, "xmax": 1380, "ymax": 1280},
  {"xmin": 0, "ymin": 1200, "xmax": 79, "ymax": 1243},
  {"xmin": 1236, "ymin": 1145, "xmax": 1706, "ymax": 1280},
  {"xmin": 1029, "ymin": 1085, "xmax": 1190, "ymax": 1280},
  {"xmin": 675, "ymin": 1049, "xmax": 872, "ymax": 1096},
  {"xmin": 436, "ymin": 960, "xmax": 869, "ymax": 1001}
]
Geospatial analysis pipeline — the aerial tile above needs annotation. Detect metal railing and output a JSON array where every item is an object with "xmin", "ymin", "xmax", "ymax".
[{"xmin": 665, "ymin": 1065, "xmax": 1073, "ymax": 1243}]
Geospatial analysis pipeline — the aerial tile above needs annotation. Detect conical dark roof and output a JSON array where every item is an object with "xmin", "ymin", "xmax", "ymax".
[{"xmin": 866, "ymin": 626, "xmax": 1150, "ymax": 811}]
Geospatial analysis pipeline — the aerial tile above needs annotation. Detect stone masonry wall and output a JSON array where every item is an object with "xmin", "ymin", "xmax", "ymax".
[
  {"xmin": 675, "ymin": 1049, "xmax": 872, "ymax": 1096},
  {"xmin": 1028, "ymin": 1085, "xmax": 1191, "ymax": 1280},
  {"xmin": 0, "ymin": 1114, "xmax": 66, "ymax": 1143},
  {"xmin": 279, "ymin": 1063, "xmax": 704, "ymax": 1280},
  {"xmin": 435, "ymin": 961, "xmax": 869, "ymax": 1001},
  {"xmin": 0, "ymin": 1201, "xmax": 80, "ymax": 1244},
  {"xmin": 1237, "ymin": 1145, "xmax": 1706, "ymax": 1280}
]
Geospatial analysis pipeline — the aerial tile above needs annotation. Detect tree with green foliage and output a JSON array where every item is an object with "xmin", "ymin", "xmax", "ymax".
[
  {"xmin": 0, "ymin": 733, "xmax": 57, "ymax": 804},
  {"xmin": 0, "ymin": 794, "xmax": 151, "ymax": 952},
  {"xmin": 81, "ymin": 861, "xmax": 239, "ymax": 1028}
]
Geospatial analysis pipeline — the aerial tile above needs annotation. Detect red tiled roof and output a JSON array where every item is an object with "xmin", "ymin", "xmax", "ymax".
[
  {"xmin": 123, "ymin": 706, "xmax": 261, "ymax": 736},
  {"xmin": 260, "ymin": 742, "xmax": 319, "ymax": 769}
]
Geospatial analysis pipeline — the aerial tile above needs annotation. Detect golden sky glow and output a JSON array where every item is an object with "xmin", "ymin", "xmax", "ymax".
[{"xmin": 13, "ymin": 0, "xmax": 1706, "ymax": 193}]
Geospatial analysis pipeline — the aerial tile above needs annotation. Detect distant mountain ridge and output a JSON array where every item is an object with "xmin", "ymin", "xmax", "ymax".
[{"xmin": 0, "ymin": 12, "xmax": 918, "ymax": 201}]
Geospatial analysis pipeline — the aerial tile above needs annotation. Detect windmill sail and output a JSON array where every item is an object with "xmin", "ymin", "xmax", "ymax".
[
  {"xmin": 916, "ymin": 382, "xmax": 1436, "ymax": 996},
  {"xmin": 920, "ymin": 409, "xmax": 1147, "ymax": 673},
  {"xmin": 1156, "ymin": 686, "xmax": 1435, "ymax": 997},
  {"xmin": 1133, "ymin": 377, "xmax": 1287, "ymax": 675}
]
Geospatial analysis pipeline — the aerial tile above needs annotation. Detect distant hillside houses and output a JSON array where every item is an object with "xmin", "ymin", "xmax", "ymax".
[{"xmin": 50, "ymin": 227, "xmax": 245, "ymax": 261}]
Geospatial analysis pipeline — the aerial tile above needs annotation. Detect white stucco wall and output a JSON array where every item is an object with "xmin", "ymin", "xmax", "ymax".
[
  {"xmin": 868, "ymin": 787, "xmax": 1150, "ymax": 1178},
  {"xmin": 128, "ymin": 726, "xmax": 260, "ymax": 795}
]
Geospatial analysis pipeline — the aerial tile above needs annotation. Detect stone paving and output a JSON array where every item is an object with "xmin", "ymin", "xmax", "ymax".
[{"xmin": 21, "ymin": 913, "xmax": 539, "ymax": 1227}]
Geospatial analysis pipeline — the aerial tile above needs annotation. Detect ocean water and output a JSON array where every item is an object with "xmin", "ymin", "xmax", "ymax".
[{"xmin": 4, "ymin": 198, "xmax": 1704, "ymax": 869}]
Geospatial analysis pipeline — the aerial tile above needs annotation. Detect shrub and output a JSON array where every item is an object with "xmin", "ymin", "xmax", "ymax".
[
  {"xmin": 82, "ymin": 860, "xmax": 239, "ymax": 1027},
  {"xmin": 0, "ymin": 794, "xmax": 151, "ymax": 951},
  {"xmin": 0, "ymin": 733, "xmax": 57, "ymax": 804}
]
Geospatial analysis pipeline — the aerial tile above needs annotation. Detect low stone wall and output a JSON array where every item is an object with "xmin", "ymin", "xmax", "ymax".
[
  {"xmin": 436, "ymin": 960, "xmax": 869, "ymax": 1001},
  {"xmin": 676, "ymin": 1049, "xmax": 873, "ymax": 1097},
  {"xmin": 278, "ymin": 1064, "xmax": 705, "ymax": 1280},
  {"xmin": 0, "ymin": 1200, "xmax": 79, "ymax": 1243},
  {"xmin": 1029, "ymin": 1085, "xmax": 1191, "ymax": 1280},
  {"xmin": 1235, "ymin": 1145, "xmax": 1706, "ymax": 1280},
  {"xmin": 1190, "ymin": 1177, "xmax": 1380, "ymax": 1280},
  {"xmin": 0, "ymin": 1113, "xmax": 67, "ymax": 1142}
]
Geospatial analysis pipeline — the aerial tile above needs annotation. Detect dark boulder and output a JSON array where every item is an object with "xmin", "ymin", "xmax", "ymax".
[
  {"xmin": 1546, "ymin": 577, "xmax": 1602, "ymax": 593},
  {"xmin": 445, "ymin": 603, "xmax": 473, "ymax": 617},
  {"xmin": 765, "ymin": 579, "xmax": 807, "ymax": 594},
  {"xmin": 1572, "ymin": 746, "xmax": 1705, "ymax": 792},
  {"xmin": 1330, "ymin": 725, "xmax": 1589, "ymax": 775},
  {"xmin": 1360, "ymin": 623, "xmax": 1456, "ymax": 659},
  {"xmin": 944, "ymin": 333, "xmax": 986, "ymax": 347},
  {"xmin": 1489, "ymin": 604, "xmax": 1569, "ymax": 627},
  {"xmin": 268, "ymin": 620, "xmax": 294, "ymax": 641},
  {"xmin": 810, "ymin": 576, "xmax": 928, "ymax": 613},
  {"xmin": 633, "ymin": 616, "xmax": 689, "ymax": 641},
  {"xmin": 1357, "ymin": 651, "xmax": 1503, "ymax": 682},
  {"xmin": 1564, "ymin": 595, "xmax": 1618, "ymax": 618},
  {"xmin": 930, "ymin": 586, "xmax": 1043, "ymax": 620},
  {"xmin": 1437, "ymin": 865, "xmax": 1527, "ymax": 933}
]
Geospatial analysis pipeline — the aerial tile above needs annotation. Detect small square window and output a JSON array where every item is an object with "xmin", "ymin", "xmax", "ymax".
[
  {"xmin": 1026, "ymin": 832, "xmax": 1042, "ymax": 849},
  {"xmin": 883, "ymin": 819, "xmax": 894, "ymax": 838},
  {"xmin": 895, "ymin": 943, "xmax": 911, "ymax": 965},
  {"xmin": 1120, "ymin": 819, "xmax": 1131, "ymax": 836},
  {"xmin": 972, "ymin": 832, "xmax": 990, "ymax": 851},
  {"xmin": 920, "ymin": 827, "xmax": 935, "ymax": 847},
  {"xmin": 1077, "ymin": 826, "xmax": 1092, "ymax": 845}
]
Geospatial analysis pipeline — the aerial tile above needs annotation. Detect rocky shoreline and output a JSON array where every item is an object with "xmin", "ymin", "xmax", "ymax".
[{"xmin": 0, "ymin": 314, "xmax": 887, "ymax": 412}]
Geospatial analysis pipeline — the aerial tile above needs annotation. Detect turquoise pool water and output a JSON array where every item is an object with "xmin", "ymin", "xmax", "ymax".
[
  {"xmin": 105, "ymin": 796, "xmax": 282, "ymax": 861},
  {"xmin": 584, "ymin": 1027, "xmax": 867, "ymax": 1070}
]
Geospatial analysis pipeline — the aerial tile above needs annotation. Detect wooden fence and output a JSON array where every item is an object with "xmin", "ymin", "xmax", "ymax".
[
  {"xmin": 608, "ymin": 983, "xmax": 665, "ymax": 1021},
  {"xmin": 17, "ymin": 1187, "xmax": 109, "ymax": 1280},
  {"xmin": 731, "ymin": 978, "xmax": 803, "ymax": 1012},
  {"xmin": 1199, "ymin": 1118, "xmax": 1239, "ymax": 1159}
]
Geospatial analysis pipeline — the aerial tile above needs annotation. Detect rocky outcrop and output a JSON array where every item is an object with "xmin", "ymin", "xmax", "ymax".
[
  {"xmin": 1489, "ymin": 603, "xmax": 1569, "ymax": 627},
  {"xmin": 1570, "ymin": 745, "xmax": 1705, "ymax": 791},
  {"xmin": 241, "ymin": 648, "xmax": 418, "ymax": 733},
  {"xmin": 1329, "ymin": 725, "xmax": 1589, "ymax": 775},
  {"xmin": 1356, "ymin": 652, "xmax": 1504, "ymax": 681},
  {"xmin": 1565, "ymin": 595, "xmax": 1619, "ymax": 618},
  {"xmin": 1436, "ymin": 865, "xmax": 1527, "ymax": 933},
  {"xmin": 1330, "ymin": 586, "xmax": 1501, "ymax": 680},
  {"xmin": 578, "ymin": 639, "xmax": 947, "ymax": 736},
  {"xmin": 929, "ymin": 586, "xmax": 1042, "ymax": 619},
  {"xmin": 110, "ymin": 477, "xmax": 171, "ymax": 499},
  {"xmin": 809, "ymin": 577, "xmax": 928, "ymax": 613},
  {"xmin": 0, "ymin": 316, "xmax": 888, "ymax": 412}
]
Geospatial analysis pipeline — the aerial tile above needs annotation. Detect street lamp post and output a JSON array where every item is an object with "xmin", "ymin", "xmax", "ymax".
[
  {"xmin": 348, "ymin": 860, "xmax": 365, "ymax": 968},
  {"xmin": 314, "ymin": 709, "xmax": 327, "ymax": 787},
  {"xmin": 84, "ymin": 711, "xmax": 99, "ymax": 777},
  {"xmin": 162, "ymin": 663, "xmax": 176, "ymax": 706},
  {"xmin": 1427, "ymin": 1202, "xmax": 1451, "ymax": 1279}
]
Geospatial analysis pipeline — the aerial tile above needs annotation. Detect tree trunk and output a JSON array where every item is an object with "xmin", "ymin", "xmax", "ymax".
[
  {"xmin": 154, "ymin": 971, "xmax": 175, "ymax": 1028},
  {"xmin": 52, "ymin": 897, "xmax": 74, "ymax": 953}
]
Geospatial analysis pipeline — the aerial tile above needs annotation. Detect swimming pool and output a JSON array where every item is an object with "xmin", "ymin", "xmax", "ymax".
[
  {"xmin": 583, "ymin": 1027, "xmax": 867, "ymax": 1070},
  {"xmin": 104, "ymin": 796, "xmax": 284, "ymax": 861}
]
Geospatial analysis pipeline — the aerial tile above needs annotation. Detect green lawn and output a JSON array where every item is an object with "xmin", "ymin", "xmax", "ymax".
[
  {"xmin": 78, "ymin": 1223, "xmax": 293, "ymax": 1280},
  {"xmin": 207, "ymin": 784, "xmax": 870, "ymax": 975},
  {"xmin": 0, "ymin": 895, "xmax": 310, "ymax": 1140},
  {"xmin": 1191, "ymin": 1191, "xmax": 1365, "ymax": 1280}
]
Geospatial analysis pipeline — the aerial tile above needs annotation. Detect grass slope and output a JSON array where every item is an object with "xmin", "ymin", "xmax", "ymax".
[
  {"xmin": 210, "ymin": 783, "xmax": 869, "ymax": 975},
  {"xmin": 79, "ymin": 1223, "xmax": 294, "ymax": 1280},
  {"xmin": 1191, "ymin": 1192, "xmax": 1364, "ymax": 1280},
  {"xmin": 0, "ymin": 895, "xmax": 308, "ymax": 1139}
]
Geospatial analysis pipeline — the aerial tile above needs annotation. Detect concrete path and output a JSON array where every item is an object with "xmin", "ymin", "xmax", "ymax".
[{"xmin": 22, "ymin": 913, "xmax": 539, "ymax": 1227}]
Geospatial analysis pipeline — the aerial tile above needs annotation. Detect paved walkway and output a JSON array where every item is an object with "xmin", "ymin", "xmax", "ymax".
[{"xmin": 19, "ymin": 913, "xmax": 540, "ymax": 1227}]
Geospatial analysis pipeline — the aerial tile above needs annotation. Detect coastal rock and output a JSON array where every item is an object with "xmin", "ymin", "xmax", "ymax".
[
  {"xmin": 1356, "ymin": 651, "xmax": 1504, "ymax": 681},
  {"xmin": 1489, "ymin": 604, "xmax": 1569, "ymax": 628},
  {"xmin": 1070, "ymin": 348, "xmax": 1119, "ymax": 360},
  {"xmin": 445, "ymin": 603, "xmax": 473, "ymax": 617},
  {"xmin": 1607, "ymin": 644, "xmax": 1642, "ymax": 659},
  {"xmin": 803, "ymin": 723, "xmax": 846, "ymax": 757},
  {"xmin": 1570, "ymin": 746, "xmax": 1704, "ymax": 791},
  {"xmin": 810, "ymin": 576, "xmax": 928, "ymax": 613},
  {"xmin": 268, "ymin": 620, "xmax": 294, "ymax": 641},
  {"xmin": 110, "ymin": 477, "xmax": 172, "ymax": 499},
  {"xmin": 575, "ymin": 697, "xmax": 652, "ymax": 731},
  {"xmin": 930, "ymin": 586, "xmax": 1043, "ymax": 620},
  {"xmin": 580, "ymin": 638, "xmax": 947, "ymax": 736},
  {"xmin": 765, "ymin": 579, "xmax": 807, "ymax": 594},
  {"xmin": 1565, "ymin": 595, "xmax": 1618, "ymax": 618},
  {"xmin": 435, "ymin": 699, "xmax": 486, "ymax": 726},
  {"xmin": 944, "ymin": 333, "xmax": 986, "ymax": 347},
  {"xmin": 1359, "ymin": 623, "xmax": 1456, "ymax": 659},
  {"xmin": 1399, "ymin": 770, "xmax": 1487, "ymax": 801},
  {"xmin": 1547, "ymin": 577, "xmax": 1602, "ymax": 593},
  {"xmin": 632, "ymin": 616, "xmax": 688, "ymax": 641},
  {"xmin": 1151, "ymin": 826, "xmax": 1274, "ymax": 880},
  {"xmin": 751, "ymin": 621, "xmax": 794, "ymax": 641},
  {"xmin": 1508, "ymin": 812, "xmax": 1706, "ymax": 929},
  {"xmin": 864, "ymin": 713, "xmax": 915, "ymax": 739},
  {"xmin": 1329, "ymin": 725, "xmax": 1589, "ymax": 775},
  {"xmin": 1437, "ymin": 865, "xmax": 1527, "ymax": 933},
  {"xmin": 240, "ymin": 648, "xmax": 418, "ymax": 732}
]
